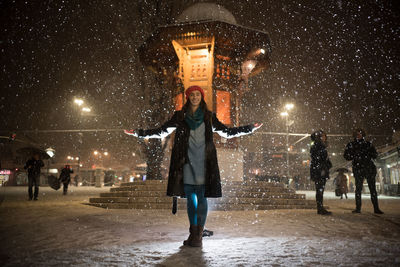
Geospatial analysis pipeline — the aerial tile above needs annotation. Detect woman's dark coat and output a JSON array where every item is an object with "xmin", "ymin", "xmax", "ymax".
[
  {"xmin": 343, "ymin": 138, "xmax": 377, "ymax": 177},
  {"xmin": 310, "ymin": 141, "xmax": 332, "ymax": 181},
  {"xmin": 138, "ymin": 110, "xmax": 254, "ymax": 198}
]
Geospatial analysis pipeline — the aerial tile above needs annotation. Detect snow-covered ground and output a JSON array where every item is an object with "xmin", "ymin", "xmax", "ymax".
[{"xmin": 0, "ymin": 186, "xmax": 399, "ymax": 266}]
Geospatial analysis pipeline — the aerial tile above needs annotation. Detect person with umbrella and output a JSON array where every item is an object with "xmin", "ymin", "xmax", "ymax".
[
  {"xmin": 24, "ymin": 153, "xmax": 44, "ymax": 200},
  {"xmin": 310, "ymin": 130, "xmax": 332, "ymax": 215},
  {"xmin": 59, "ymin": 165, "xmax": 73, "ymax": 195},
  {"xmin": 344, "ymin": 128, "xmax": 383, "ymax": 214},
  {"xmin": 334, "ymin": 168, "xmax": 348, "ymax": 199}
]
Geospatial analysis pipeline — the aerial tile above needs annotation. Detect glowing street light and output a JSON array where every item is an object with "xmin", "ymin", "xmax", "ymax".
[
  {"xmin": 74, "ymin": 98, "xmax": 84, "ymax": 106},
  {"xmin": 103, "ymin": 152, "xmax": 109, "ymax": 156},
  {"xmin": 93, "ymin": 150, "xmax": 99, "ymax": 156},
  {"xmin": 82, "ymin": 107, "xmax": 91, "ymax": 113},
  {"xmin": 285, "ymin": 103, "xmax": 294, "ymax": 110},
  {"xmin": 281, "ymin": 103, "xmax": 295, "ymax": 180}
]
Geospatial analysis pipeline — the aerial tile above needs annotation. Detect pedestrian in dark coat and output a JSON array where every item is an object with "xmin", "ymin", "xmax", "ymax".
[
  {"xmin": 344, "ymin": 128, "xmax": 383, "ymax": 214},
  {"xmin": 59, "ymin": 165, "xmax": 73, "ymax": 195},
  {"xmin": 335, "ymin": 171, "xmax": 348, "ymax": 199},
  {"xmin": 125, "ymin": 85, "xmax": 262, "ymax": 247},
  {"xmin": 310, "ymin": 130, "xmax": 332, "ymax": 215},
  {"xmin": 24, "ymin": 153, "xmax": 44, "ymax": 200}
]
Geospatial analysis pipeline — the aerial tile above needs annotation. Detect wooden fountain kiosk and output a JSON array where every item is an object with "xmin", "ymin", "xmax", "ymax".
[{"xmin": 138, "ymin": 3, "xmax": 271, "ymax": 181}]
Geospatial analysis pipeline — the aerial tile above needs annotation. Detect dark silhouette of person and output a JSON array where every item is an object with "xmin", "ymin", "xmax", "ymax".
[
  {"xmin": 24, "ymin": 153, "xmax": 44, "ymax": 200},
  {"xmin": 310, "ymin": 130, "xmax": 332, "ymax": 215},
  {"xmin": 59, "ymin": 165, "xmax": 73, "ymax": 195},
  {"xmin": 344, "ymin": 128, "xmax": 383, "ymax": 214}
]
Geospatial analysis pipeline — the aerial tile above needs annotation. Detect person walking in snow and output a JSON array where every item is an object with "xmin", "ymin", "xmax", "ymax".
[
  {"xmin": 310, "ymin": 130, "xmax": 332, "ymax": 215},
  {"xmin": 124, "ymin": 85, "xmax": 262, "ymax": 247},
  {"xmin": 24, "ymin": 153, "xmax": 44, "ymax": 201},
  {"xmin": 344, "ymin": 128, "xmax": 383, "ymax": 214},
  {"xmin": 59, "ymin": 165, "xmax": 73, "ymax": 195},
  {"xmin": 335, "ymin": 170, "xmax": 348, "ymax": 199}
]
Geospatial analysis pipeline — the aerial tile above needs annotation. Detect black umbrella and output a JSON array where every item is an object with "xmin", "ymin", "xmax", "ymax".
[
  {"xmin": 48, "ymin": 175, "xmax": 60, "ymax": 190},
  {"xmin": 16, "ymin": 146, "xmax": 50, "ymax": 160},
  {"xmin": 334, "ymin": 168, "xmax": 349, "ymax": 173}
]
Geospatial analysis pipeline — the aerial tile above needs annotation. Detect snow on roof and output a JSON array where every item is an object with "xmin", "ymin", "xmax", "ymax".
[{"xmin": 176, "ymin": 3, "xmax": 237, "ymax": 25}]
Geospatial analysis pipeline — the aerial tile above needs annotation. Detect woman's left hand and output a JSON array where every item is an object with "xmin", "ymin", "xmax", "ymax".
[{"xmin": 253, "ymin": 123, "xmax": 263, "ymax": 130}]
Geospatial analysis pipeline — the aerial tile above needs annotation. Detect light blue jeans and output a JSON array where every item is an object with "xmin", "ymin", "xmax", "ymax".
[{"xmin": 183, "ymin": 184, "xmax": 208, "ymax": 227}]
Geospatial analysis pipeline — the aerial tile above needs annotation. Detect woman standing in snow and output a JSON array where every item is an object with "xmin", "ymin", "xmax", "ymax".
[
  {"xmin": 125, "ymin": 85, "xmax": 262, "ymax": 247},
  {"xmin": 310, "ymin": 130, "xmax": 332, "ymax": 215}
]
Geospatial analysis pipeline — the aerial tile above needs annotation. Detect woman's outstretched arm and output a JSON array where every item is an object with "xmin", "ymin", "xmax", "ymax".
[
  {"xmin": 212, "ymin": 113, "xmax": 262, "ymax": 139},
  {"xmin": 124, "ymin": 111, "xmax": 179, "ymax": 139}
]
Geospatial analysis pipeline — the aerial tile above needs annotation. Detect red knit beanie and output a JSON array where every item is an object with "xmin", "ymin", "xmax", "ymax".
[{"xmin": 185, "ymin": 85, "xmax": 205, "ymax": 100}]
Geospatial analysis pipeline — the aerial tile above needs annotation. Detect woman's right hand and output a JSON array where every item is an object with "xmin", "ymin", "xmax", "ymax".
[{"xmin": 124, "ymin": 129, "xmax": 138, "ymax": 137}]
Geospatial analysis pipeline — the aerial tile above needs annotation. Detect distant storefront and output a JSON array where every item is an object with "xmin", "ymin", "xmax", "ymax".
[
  {"xmin": 0, "ymin": 169, "xmax": 12, "ymax": 186},
  {"xmin": 377, "ymin": 142, "xmax": 400, "ymax": 196}
]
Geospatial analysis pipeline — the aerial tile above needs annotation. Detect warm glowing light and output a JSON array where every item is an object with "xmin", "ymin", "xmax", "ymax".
[
  {"xmin": 260, "ymin": 48, "xmax": 265, "ymax": 54},
  {"xmin": 248, "ymin": 63, "xmax": 253, "ymax": 68},
  {"xmin": 75, "ymin": 157, "xmax": 79, "ymax": 161},
  {"xmin": 285, "ymin": 103, "xmax": 294, "ymax": 110},
  {"xmin": 67, "ymin": 156, "xmax": 72, "ymax": 160},
  {"xmin": 280, "ymin": 111, "xmax": 289, "ymax": 117},
  {"xmin": 82, "ymin": 107, "xmax": 91, "ymax": 112},
  {"xmin": 74, "ymin": 98, "xmax": 84, "ymax": 106},
  {"xmin": 93, "ymin": 151, "xmax": 99, "ymax": 156},
  {"xmin": 103, "ymin": 152, "xmax": 109, "ymax": 156},
  {"xmin": 45, "ymin": 147, "xmax": 55, "ymax": 158}
]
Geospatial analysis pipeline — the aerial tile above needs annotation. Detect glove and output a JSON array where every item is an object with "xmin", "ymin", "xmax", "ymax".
[
  {"xmin": 253, "ymin": 123, "xmax": 263, "ymax": 131},
  {"xmin": 124, "ymin": 129, "xmax": 138, "ymax": 137}
]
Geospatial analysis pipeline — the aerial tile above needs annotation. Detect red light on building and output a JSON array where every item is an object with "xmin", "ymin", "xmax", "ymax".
[
  {"xmin": 216, "ymin": 90, "xmax": 231, "ymax": 125},
  {"xmin": 0, "ymin": 170, "xmax": 11, "ymax": 175},
  {"xmin": 175, "ymin": 93, "xmax": 184, "ymax": 111}
]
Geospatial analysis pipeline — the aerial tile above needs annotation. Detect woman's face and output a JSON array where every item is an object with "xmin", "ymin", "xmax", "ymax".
[
  {"xmin": 321, "ymin": 133, "xmax": 327, "ymax": 142},
  {"xmin": 189, "ymin": 90, "xmax": 202, "ymax": 107}
]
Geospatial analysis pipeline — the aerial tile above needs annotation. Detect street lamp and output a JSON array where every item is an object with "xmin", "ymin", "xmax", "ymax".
[
  {"xmin": 73, "ymin": 98, "xmax": 88, "ymax": 180},
  {"xmin": 281, "ymin": 103, "xmax": 295, "ymax": 180},
  {"xmin": 74, "ymin": 98, "xmax": 84, "ymax": 106},
  {"xmin": 45, "ymin": 147, "xmax": 55, "ymax": 181},
  {"xmin": 82, "ymin": 107, "xmax": 91, "ymax": 113}
]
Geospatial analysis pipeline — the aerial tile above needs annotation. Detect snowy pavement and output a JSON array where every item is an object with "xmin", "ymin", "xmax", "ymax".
[{"xmin": 0, "ymin": 186, "xmax": 399, "ymax": 266}]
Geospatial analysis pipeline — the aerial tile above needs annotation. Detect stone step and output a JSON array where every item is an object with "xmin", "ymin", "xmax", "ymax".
[
  {"xmin": 99, "ymin": 191, "xmax": 305, "ymax": 199},
  {"xmin": 111, "ymin": 185, "xmax": 293, "ymax": 194},
  {"xmin": 89, "ymin": 180, "xmax": 313, "ymax": 210},
  {"xmin": 89, "ymin": 196, "xmax": 312, "ymax": 206},
  {"xmin": 120, "ymin": 180, "xmax": 284, "ymax": 187},
  {"xmin": 87, "ymin": 202, "xmax": 315, "ymax": 210}
]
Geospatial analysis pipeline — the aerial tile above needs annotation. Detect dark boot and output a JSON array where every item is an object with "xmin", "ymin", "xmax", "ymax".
[
  {"xmin": 353, "ymin": 194, "xmax": 362, "ymax": 213},
  {"xmin": 372, "ymin": 198, "xmax": 384, "ymax": 214},
  {"xmin": 189, "ymin": 225, "xmax": 203, "ymax": 247},
  {"xmin": 317, "ymin": 207, "xmax": 332, "ymax": 215},
  {"xmin": 183, "ymin": 225, "xmax": 196, "ymax": 246}
]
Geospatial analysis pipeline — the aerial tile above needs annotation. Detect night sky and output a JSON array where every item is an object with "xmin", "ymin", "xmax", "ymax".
[{"xmin": 1, "ymin": 0, "xmax": 399, "ymax": 164}]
